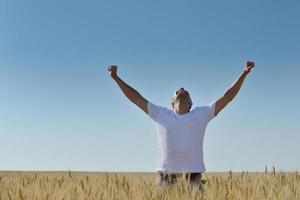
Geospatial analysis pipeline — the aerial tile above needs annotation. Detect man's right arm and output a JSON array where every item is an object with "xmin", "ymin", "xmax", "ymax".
[{"xmin": 108, "ymin": 65, "xmax": 149, "ymax": 114}]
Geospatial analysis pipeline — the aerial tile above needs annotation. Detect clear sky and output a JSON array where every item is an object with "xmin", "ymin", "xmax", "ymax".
[{"xmin": 0, "ymin": 0, "xmax": 299, "ymax": 172}]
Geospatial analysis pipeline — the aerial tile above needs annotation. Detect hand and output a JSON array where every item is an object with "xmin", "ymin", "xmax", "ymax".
[
  {"xmin": 244, "ymin": 61, "xmax": 255, "ymax": 75},
  {"xmin": 108, "ymin": 65, "xmax": 118, "ymax": 78}
]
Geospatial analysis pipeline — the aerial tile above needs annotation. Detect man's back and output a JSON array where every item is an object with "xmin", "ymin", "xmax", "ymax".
[{"xmin": 147, "ymin": 101, "xmax": 216, "ymax": 173}]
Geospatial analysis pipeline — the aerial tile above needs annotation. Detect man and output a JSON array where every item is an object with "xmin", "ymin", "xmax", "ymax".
[{"xmin": 108, "ymin": 61, "xmax": 255, "ymax": 189}]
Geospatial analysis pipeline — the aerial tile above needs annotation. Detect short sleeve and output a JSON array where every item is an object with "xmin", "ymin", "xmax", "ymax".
[
  {"xmin": 205, "ymin": 101, "xmax": 216, "ymax": 123},
  {"xmin": 147, "ymin": 101, "xmax": 165, "ymax": 121}
]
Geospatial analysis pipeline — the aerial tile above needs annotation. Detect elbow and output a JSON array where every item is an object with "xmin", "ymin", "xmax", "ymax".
[
  {"xmin": 223, "ymin": 93, "xmax": 234, "ymax": 103},
  {"xmin": 131, "ymin": 94, "xmax": 142, "ymax": 104}
]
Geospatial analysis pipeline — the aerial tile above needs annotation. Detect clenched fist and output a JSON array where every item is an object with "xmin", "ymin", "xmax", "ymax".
[
  {"xmin": 244, "ymin": 61, "xmax": 255, "ymax": 75},
  {"xmin": 108, "ymin": 65, "xmax": 118, "ymax": 78}
]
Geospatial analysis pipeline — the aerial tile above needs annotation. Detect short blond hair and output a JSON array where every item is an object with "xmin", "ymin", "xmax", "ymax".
[{"xmin": 171, "ymin": 87, "xmax": 193, "ymax": 109}]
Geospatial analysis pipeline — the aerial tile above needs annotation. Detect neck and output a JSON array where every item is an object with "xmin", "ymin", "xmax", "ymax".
[{"xmin": 174, "ymin": 109, "xmax": 189, "ymax": 115}]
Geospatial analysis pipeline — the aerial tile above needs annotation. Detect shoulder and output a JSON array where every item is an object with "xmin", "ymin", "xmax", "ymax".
[
  {"xmin": 193, "ymin": 102, "xmax": 216, "ymax": 122},
  {"xmin": 147, "ymin": 101, "xmax": 168, "ymax": 113},
  {"xmin": 147, "ymin": 101, "xmax": 171, "ymax": 121},
  {"xmin": 193, "ymin": 102, "xmax": 215, "ymax": 113},
  {"xmin": 192, "ymin": 106, "xmax": 207, "ymax": 113}
]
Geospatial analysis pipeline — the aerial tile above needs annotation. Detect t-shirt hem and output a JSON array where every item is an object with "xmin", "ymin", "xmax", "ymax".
[{"xmin": 156, "ymin": 168, "xmax": 206, "ymax": 173}]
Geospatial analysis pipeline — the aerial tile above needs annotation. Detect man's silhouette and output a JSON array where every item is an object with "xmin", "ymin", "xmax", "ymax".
[{"xmin": 108, "ymin": 61, "xmax": 255, "ymax": 188}]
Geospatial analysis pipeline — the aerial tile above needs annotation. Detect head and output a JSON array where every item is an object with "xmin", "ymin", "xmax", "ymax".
[{"xmin": 171, "ymin": 87, "xmax": 193, "ymax": 115}]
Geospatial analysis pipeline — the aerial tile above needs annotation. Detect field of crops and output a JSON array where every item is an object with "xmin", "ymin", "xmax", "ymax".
[{"xmin": 0, "ymin": 170, "xmax": 300, "ymax": 199}]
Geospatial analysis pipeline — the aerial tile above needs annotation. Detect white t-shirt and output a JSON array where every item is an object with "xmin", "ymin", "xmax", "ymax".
[{"xmin": 147, "ymin": 101, "xmax": 216, "ymax": 173}]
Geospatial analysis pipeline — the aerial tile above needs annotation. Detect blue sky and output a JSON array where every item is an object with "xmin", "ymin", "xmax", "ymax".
[{"xmin": 0, "ymin": 0, "xmax": 299, "ymax": 172}]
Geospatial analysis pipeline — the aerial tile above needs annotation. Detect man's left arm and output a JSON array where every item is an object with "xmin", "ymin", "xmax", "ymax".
[{"xmin": 214, "ymin": 61, "xmax": 255, "ymax": 116}]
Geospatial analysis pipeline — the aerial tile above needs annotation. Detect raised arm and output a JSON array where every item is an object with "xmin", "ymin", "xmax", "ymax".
[
  {"xmin": 108, "ymin": 65, "xmax": 149, "ymax": 114},
  {"xmin": 214, "ymin": 61, "xmax": 255, "ymax": 116}
]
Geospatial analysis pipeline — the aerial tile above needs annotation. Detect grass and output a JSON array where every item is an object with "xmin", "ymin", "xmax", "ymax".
[{"xmin": 0, "ymin": 170, "xmax": 300, "ymax": 199}]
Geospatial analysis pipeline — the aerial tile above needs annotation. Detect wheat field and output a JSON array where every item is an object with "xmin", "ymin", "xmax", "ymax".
[{"xmin": 0, "ymin": 170, "xmax": 300, "ymax": 200}]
